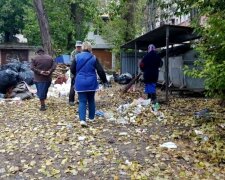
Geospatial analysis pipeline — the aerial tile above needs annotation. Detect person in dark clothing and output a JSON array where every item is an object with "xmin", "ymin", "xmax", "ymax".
[
  {"xmin": 69, "ymin": 41, "xmax": 82, "ymax": 106},
  {"xmin": 70, "ymin": 41, "xmax": 108, "ymax": 127},
  {"xmin": 140, "ymin": 44, "xmax": 162, "ymax": 104},
  {"xmin": 31, "ymin": 48, "xmax": 56, "ymax": 111}
]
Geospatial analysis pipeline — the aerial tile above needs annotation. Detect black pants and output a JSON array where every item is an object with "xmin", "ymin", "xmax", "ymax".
[
  {"xmin": 147, "ymin": 93, "xmax": 157, "ymax": 104},
  {"xmin": 69, "ymin": 76, "xmax": 75, "ymax": 102}
]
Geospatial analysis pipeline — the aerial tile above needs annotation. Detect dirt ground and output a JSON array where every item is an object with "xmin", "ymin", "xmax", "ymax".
[{"xmin": 0, "ymin": 83, "xmax": 224, "ymax": 179}]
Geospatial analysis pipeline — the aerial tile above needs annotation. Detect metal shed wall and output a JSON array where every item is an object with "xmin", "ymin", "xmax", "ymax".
[
  {"xmin": 158, "ymin": 49, "xmax": 204, "ymax": 90},
  {"xmin": 183, "ymin": 50, "xmax": 204, "ymax": 89},
  {"xmin": 121, "ymin": 51, "xmax": 146, "ymax": 76}
]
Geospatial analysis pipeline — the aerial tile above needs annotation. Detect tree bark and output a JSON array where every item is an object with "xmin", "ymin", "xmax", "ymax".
[
  {"xmin": 33, "ymin": 0, "xmax": 53, "ymax": 55},
  {"xmin": 122, "ymin": 0, "xmax": 137, "ymax": 42},
  {"xmin": 147, "ymin": 0, "xmax": 157, "ymax": 31},
  {"xmin": 70, "ymin": 3, "xmax": 84, "ymax": 40}
]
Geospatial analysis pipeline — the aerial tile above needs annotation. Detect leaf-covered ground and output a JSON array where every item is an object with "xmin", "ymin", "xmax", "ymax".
[{"xmin": 0, "ymin": 83, "xmax": 224, "ymax": 179}]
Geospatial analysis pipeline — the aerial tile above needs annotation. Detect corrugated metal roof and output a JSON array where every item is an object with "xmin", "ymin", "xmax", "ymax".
[
  {"xmin": 0, "ymin": 43, "xmax": 36, "ymax": 50},
  {"xmin": 121, "ymin": 24, "xmax": 200, "ymax": 50}
]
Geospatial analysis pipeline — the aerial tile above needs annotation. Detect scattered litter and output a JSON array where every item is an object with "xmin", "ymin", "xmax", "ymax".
[
  {"xmin": 135, "ymin": 128, "xmax": 147, "ymax": 133},
  {"xmin": 106, "ymin": 74, "xmax": 114, "ymax": 83},
  {"xmin": 194, "ymin": 130, "xmax": 204, "ymax": 135},
  {"xmin": 194, "ymin": 108, "xmax": 210, "ymax": 119},
  {"xmin": 119, "ymin": 132, "xmax": 128, "ymax": 136},
  {"xmin": 116, "ymin": 117, "xmax": 128, "ymax": 125},
  {"xmin": 104, "ymin": 111, "xmax": 115, "ymax": 121},
  {"xmin": 48, "ymin": 82, "xmax": 70, "ymax": 97},
  {"xmin": 117, "ymin": 104, "xmax": 130, "ymax": 114},
  {"xmin": 115, "ymin": 73, "xmax": 132, "ymax": 85},
  {"xmin": 152, "ymin": 102, "xmax": 160, "ymax": 112},
  {"xmin": 108, "ymin": 138, "xmax": 116, "ymax": 144},
  {"xmin": 119, "ymin": 170, "xmax": 127, "ymax": 175},
  {"xmin": 160, "ymin": 142, "xmax": 177, "ymax": 149},
  {"xmin": 95, "ymin": 110, "xmax": 105, "ymax": 117},
  {"xmin": 125, "ymin": 160, "xmax": 132, "ymax": 166},
  {"xmin": 202, "ymin": 135, "xmax": 209, "ymax": 142},
  {"xmin": 66, "ymin": 124, "xmax": 73, "ymax": 129},
  {"xmin": 78, "ymin": 136, "xmax": 86, "ymax": 141},
  {"xmin": 194, "ymin": 129, "xmax": 209, "ymax": 142},
  {"xmin": 133, "ymin": 104, "xmax": 143, "ymax": 115},
  {"xmin": 57, "ymin": 122, "xmax": 67, "ymax": 126},
  {"xmin": 131, "ymin": 98, "xmax": 151, "ymax": 106},
  {"xmin": 218, "ymin": 123, "xmax": 225, "ymax": 129},
  {"xmin": 0, "ymin": 168, "xmax": 6, "ymax": 174},
  {"xmin": 157, "ymin": 112, "xmax": 165, "ymax": 121},
  {"xmin": 129, "ymin": 116, "xmax": 136, "ymax": 123}
]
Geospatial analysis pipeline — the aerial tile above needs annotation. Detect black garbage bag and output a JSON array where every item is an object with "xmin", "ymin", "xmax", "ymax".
[
  {"xmin": 18, "ymin": 62, "xmax": 34, "ymax": 85},
  {"xmin": 113, "ymin": 73, "xmax": 120, "ymax": 82},
  {"xmin": 18, "ymin": 71, "xmax": 34, "ymax": 85},
  {"xmin": 1, "ymin": 61, "xmax": 21, "ymax": 72},
  {"xmin": 0, "ymin": 69, "xmax": 18, "ymax": 94},
  {"xmin": 0, "ymin": 93, "xmax": 5, "ymax": 98},
  {"xmin": 194, "ymin": 108, "xmax": 211, "ymax": 120},
  {"xmin": 20, "ymin": 62, "xmax": 31, "ymax": 71},
  {"xmin": 117, "ymin": 73, "xmax": 133, "ymax": 85},
  {"xmin": 8, "ymin": 81, "xmax": 34, "ymax": 100},
  {"xmin": 15, "ymin": 91, "xmax": 33, "ymax": 100}
]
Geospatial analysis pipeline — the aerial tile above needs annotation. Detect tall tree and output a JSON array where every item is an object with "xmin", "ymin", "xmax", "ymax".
[
  {"xmin": 172, "ymin": 0, "xmax": 225, "ymax": 101},
  {"xmin": 69, "ymin": 0, "xmax": 99, "ymax": 49},
  {"xmin": 33, "ymin": 0, "xmax": 53, "ymax": 55},
  {"xmin": 0, "ymin": 0, "xmax": 28, "ymax": 42},
  {"xmin": 146, "ymin": 0, "xmax": 157, "ymax": 31},
  {"xmin": 23, "ymin": 0, "xmax": 100, "ymax": 54},
  {"xmin": 122, "ymin": 0, "xmax": 137, "ymax": 42},
  {"xmin": 101, "ymin": 0, "xmax": 147, "ymax": 54}
]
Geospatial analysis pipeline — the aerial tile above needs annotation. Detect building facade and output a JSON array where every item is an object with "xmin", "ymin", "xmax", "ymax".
[
  {"xmin": 0, "ymin": 43, "xmax": 36, "ymax": 65},
  {"xmin": 86, "ymin": 20, "xmax": 114, "ymax": 70}
]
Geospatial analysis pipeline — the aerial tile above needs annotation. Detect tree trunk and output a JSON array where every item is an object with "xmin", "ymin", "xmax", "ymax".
[
  {"xmin": 147, "ymin": 0, "xmax": 157, "ymax": 31},
  {"xmin": 70, "ymin": 3, "xmax": 84, "ymax": 40},
  {"xmin": 33, "ymin": 0, "xmax": 53, "ymax": 55},
  {"xmin": 122, "ymin": 0, "xmax": 137, "ymax": 42}
]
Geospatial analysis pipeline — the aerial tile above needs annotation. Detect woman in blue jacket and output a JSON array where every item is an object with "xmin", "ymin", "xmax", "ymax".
[{"xmin": 70, "ymin": 41, "xmax": 108, "ymax": 127}]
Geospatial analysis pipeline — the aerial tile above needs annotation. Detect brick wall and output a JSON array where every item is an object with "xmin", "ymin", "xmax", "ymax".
[{"xmin": 92, "ymin": 49, "xmax": 112, "ymax": 70}]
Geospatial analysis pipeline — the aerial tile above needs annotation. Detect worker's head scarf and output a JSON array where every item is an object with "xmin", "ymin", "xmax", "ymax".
[{"xmin": 148, "ymin": 44, "xmax": 156, "ymax": 52}]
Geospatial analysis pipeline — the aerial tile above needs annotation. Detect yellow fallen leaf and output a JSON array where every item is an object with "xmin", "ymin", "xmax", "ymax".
[
  {"xmin": 71, "ymin": 169, "xmax": 78, "ymax": 175},
  {"xmin": 8, "ymin": 166, "xmax": 19, "ymax": 173},
  {"xmin": 46, "ymin": 159, "xmax": 52, "ymax": 166},
  {"xmin": 61, "ymin": 158, "xmax": 68, "ymax": 165},
  {"xmin": 198, "ymin": 161, "xmax": 205, "ymax": 168},
  {"xmin": 30, "ymin": 160, "xmax": 36, "ymax": 166},
  {"xmin": 51, "ymin": 168, "xmax": 60, "ymax": 175}
]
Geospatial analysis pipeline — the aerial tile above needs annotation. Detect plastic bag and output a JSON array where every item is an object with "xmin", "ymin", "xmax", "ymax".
[
  {"xmin": 18, "ymin": 71, "xmax": 34, "ymax": 85},
  {"xmin": 117, "ymin": 73, "xmax": 133, "ymax": 84},
  {"xmin": 0, "ymin": 69, "xmax": 18, "ymax": 93},
  {"xmin": 1, "ymin": 61, "xmax": 21, "ymax": 72},
  {"xmin": 18, "ymin": 62, "xmax": 34, "ymax": 85},
  {"xmin": 20, "ymin": 62, "xmax": 30, "ymax": 71}
]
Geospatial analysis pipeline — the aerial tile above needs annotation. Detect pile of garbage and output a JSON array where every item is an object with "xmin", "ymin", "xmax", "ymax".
[
  {"xmin": 0, "ymin": 60, "xmax": 34, "ymax": 100},
  {"xmin": 52, "ymin": 64, "xmax": 69, "ymax": 79},
  {"xmin": 48, "ymin": 69, "xmax": 114, "ymax": 98},
  {"xmin": 96, "ymin": 97, "xmax": 165, "ymax": 124}
]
